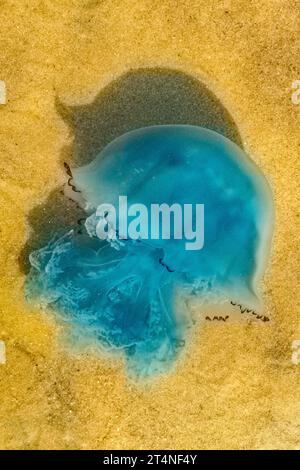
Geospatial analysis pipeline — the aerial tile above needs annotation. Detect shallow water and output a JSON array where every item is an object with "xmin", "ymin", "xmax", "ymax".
[{"xmin": 25, "ymin": 125, "xmax": 273, "ymax": 378}]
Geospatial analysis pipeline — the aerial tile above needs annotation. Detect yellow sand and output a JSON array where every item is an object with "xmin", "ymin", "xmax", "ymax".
[{"xmin": 0, "ymin": 0, "xmax": 299, "ymax": 449}]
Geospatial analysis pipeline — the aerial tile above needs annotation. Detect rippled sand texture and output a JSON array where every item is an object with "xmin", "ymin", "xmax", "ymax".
[{"xmin": 0, "ymin": 0, "xmax": 299, "ymax": 450}]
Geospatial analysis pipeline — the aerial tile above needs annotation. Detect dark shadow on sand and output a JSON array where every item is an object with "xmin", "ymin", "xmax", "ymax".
[{"xmin": 19, "ymin": 67, "xmax": 242, "ymax": 273}]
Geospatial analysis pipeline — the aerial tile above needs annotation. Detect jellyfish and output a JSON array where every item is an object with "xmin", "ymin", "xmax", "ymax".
[{"xmin": 25, "ymin": 126, "xmax": 274, "ymax": 377}]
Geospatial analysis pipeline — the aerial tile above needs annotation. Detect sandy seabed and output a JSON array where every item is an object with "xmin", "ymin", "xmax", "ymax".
[{"xmin": 0, "ymin": 0, "xmax": 299, "ymax": 450}]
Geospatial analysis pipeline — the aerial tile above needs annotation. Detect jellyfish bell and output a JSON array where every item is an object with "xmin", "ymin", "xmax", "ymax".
[{"xmin": 72, "ymin": 125, "xmax": 274, "ymax": 312}]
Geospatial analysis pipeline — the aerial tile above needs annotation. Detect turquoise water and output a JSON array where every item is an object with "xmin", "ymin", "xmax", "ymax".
[{"xmin": 25, "ymin": 126, "xmax": 273, "ymax": 377}]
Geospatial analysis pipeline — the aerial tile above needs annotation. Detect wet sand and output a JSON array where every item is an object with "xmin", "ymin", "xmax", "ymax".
[{"xmin": 0, "ymin": 0, "xmax": 299, "ymax": 449}]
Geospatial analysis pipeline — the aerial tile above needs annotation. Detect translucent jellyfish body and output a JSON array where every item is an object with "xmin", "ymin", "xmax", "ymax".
[{"xmin": 26, "ymin": 126, "xmax": 274, "ymax": 377}]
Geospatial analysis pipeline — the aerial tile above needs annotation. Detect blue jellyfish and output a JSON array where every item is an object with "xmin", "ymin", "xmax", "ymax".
[{"xmin": 26, "ymin": 126, "xmax": 273, "ymax": 377}]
